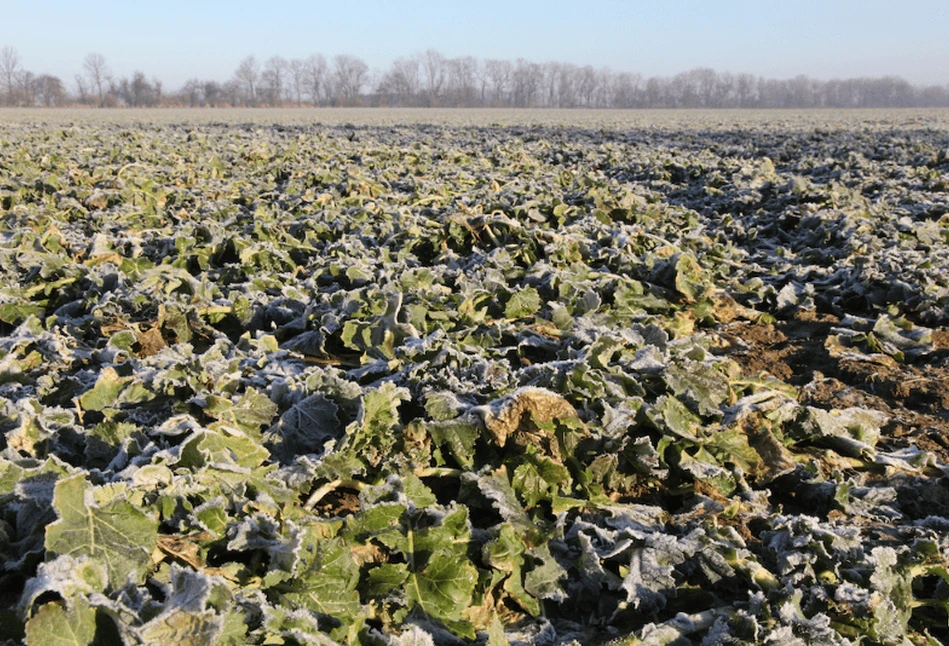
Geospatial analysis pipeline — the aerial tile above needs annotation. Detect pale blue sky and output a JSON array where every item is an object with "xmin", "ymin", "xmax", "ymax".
[{"xmin": 4, "ymin": 0, "xmax": 948, "ymax": 90}]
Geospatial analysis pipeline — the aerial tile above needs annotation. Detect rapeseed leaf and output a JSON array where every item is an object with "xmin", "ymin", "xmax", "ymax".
[{"xmin": 45, "ymin": 474, "xmax": 158, "ymax": 589}]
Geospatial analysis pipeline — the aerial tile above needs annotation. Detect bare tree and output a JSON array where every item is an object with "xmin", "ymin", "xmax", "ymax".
[
  {"xmin": 1, "ymin": 46, "xmax": 20, "ymax": 104},
  {"xmin": 918, "ymin": 84, "xmax": 949, "ymax": 107},
  {"xmin": 714, "ymin": 72, "xmax": 735, "ymax": 108},
  {"xmin": 305, "ymin": 54, "xmax": 327, "ymax": 104},
  {"xmin": 203, "ymin": 80, "xmax": 221, "ymax": 106},
  {"xmin": 446, "ymin": 56, "xmax": 477, "ymax": 105},
  {"xmin": 556, "ymin": 64, "xmax": 578, "ymax": 108},
  {"xmin": 35, "ymin": 74, "xmax": 67, "ymax": 106},
  {"xmin": 221, "ymin": 79, "xmax": 243, "ymax": 106},
  {"xmin": 16, "ymin": 70, "xmax": 35, "ymax": 106},
  {"xmin": 687, "ymin": 68, "xmax": 715, "ymax": 107},
  {"xmin": 333, "ymin": 54, "xmax": 368, "ymax": 103},
  {"xmin": 125, "ymin": 71, "xmax": 158, "ymax": 107},
  {"xmin": 422, "ymin": 49, "xmax": 445, "ymax": 105},
  {"xmin": 234, "ymin": 55, "xmax": 260, "ymax": 105},
  {"xmin": 485, "ymin": 59, "xmax": 511, "ymax": 105},
  {"xmin": 785, "ymin": 74, "xmax": 813, "ymax": 108},
  {"xmin": 473, "ymin": 59, "xmax": 488, "ymax": 105},
  {"xmin": 576, "ymin": 65, "xmax": 598, "ymax": 107},
  {"xmin": 74, "ymin": 74, "xmax": 89, "ymax": 105},
  {"xmin": 612, "ymin": 72, "xmax": 641, "ymax": 108},
  {"xmin": 380, "ymin": 56, "xmax": 420, "ymax": 104},
  {"xmin": 181, "ymin": 78, "xmax": 203, "ymax": 106},
  {"xmin": 511, "ymin": 59, "xmax": 541, "ymax": 107},
  {"xmin": 83, "ymin": 52, "xmax": 109, "ymax": 107},
  {"xmin": 735, "ymin": 73, "xmax": 757, "ymax": 108},
  {"xmin": 288, "ymin": 58, "xmax": 306, "ymax": 105},
  {"xmin": 541, "ymin": 62, "xmax": 560, "ymax": 108},
  {"xmin": 261, "ymin": 56, "xmax": 287, "ymax": 106},
  {"xmin": 0, "ymin": 45, "xmax": 939, "ymax": 111}
]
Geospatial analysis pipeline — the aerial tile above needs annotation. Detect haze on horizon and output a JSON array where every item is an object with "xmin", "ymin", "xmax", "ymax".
[{"xmin": 4, "ymin": 0, "xmax": 949, "ymax": 91}]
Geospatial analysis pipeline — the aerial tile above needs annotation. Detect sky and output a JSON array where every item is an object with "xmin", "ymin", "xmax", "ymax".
[{"xmin": 3, "ymin": 0, "xmax": 948, "ymax": 91}]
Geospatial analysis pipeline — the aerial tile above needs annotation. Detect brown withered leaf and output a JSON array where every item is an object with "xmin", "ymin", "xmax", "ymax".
[
  {"xmin": 153, "ymin": 533, "xmax": 213, "ymax": 570},
  {"xmin": 477, "ymin": 387, "xmax": 581, "ymax": 449},
  {"xmin": 136, "ymin": 326, "xmax": 166, "ymax": 357}
]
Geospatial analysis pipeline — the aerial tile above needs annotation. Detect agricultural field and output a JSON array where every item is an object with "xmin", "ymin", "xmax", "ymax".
[{"xmin": 1, "ymin": 108, "xmax": 949, "ymax": 645}]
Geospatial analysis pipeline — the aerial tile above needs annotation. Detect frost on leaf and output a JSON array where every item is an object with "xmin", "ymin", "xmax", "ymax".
[
  {"xmin": 266, "ymin": 394, "xmax": 341, "ymax": 462},
  {"xmin": 44, "ymin": 474, "xmax": 158, "ymax": 589},
  {"xmin": 4, "ymin": 113, "xmax": 949, "ymax": 646},
  {"xmin": 133, "ymin": 566, "xmax": 232, "ymax": 646},
  {"xmin": 342, "ymin": 381, "xmax": 411, "ymax": 468},
  {"xmin": 475, "ymin": 387, "xmax": 581, "ymax": 448},
  {"xmin": 391, "ymin": 625, "xmax": 436, "ymax": 646},
  {"xmin": 24, "ymin": 596, "xmax": 97, "ymax": 646},
  {"xmin": 283, "ymin": 536, "xmax": 362, "ymax": 621},
  {"xmin": 796, "ymin": 406, "xmax": 887, "ymax": 458},
  {"xmin": 673, "ymin": 252, "xmax": 711, "ymax": 302},
  {"xmin": 19, "ymin": 555, "xmax": 108, "ymax": 617},
  {"xmin": 406, "ymin": 550, "xmax": 479, "ymax": 625},
  {"xmin": 136, "ymin": 609, "xmax": 222, "ymax": 646}
]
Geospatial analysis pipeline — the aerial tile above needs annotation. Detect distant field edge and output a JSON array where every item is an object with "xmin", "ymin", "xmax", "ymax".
[{"xmin": 1, "ymin": 106, "xmax": 948, "ymax": 128}]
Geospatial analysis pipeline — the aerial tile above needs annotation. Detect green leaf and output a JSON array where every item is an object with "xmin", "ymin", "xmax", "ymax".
[
  {"xmin": 267, "ymin": 394, "xmax": 340, "ymax": 461},
  {"xmin": 523, "ymin": 543, "xmax": 567, "ymax": 602},
  {"xmin": 586, "ymin": 335, "xmax": 624, "ymax": 369},
  {"xmin": 867, "ymin": 547, "xmax": 914, "ymax": 642},
  {"xmin": 622, "ymin": 545, "xmax": 677, "ymax": 614},
  {"xmin": 367, "ymin": 562, "xmax": 409, "ymax": 597},
  {"xmin": 427, "ymin": 419, "xmax": 479, "ymax": 469},
  {"xmin": 872, "ymin": 314, "xmax": 933, "ymax": 358},
  {"xmin": 344, "ymin": 382, "xmax": 410, "ymax": 468},
  {"xmin": 645, "ymin": 396, "xmax": 703, "ymax": 443},
  {"xmin": 193, "ymin": 498, "xmax": 228, "ymax": 538},
  {"xmin": 344, "ymin": 502, "xmax": 407, "ymax": 543},
  {"xmin": 78, "ymin": 367, "xmax": 130, "ymax": 412},
  {"xmin": 483, "ymin": 525, "xmax": 540, "ymax": 616},
  {"xmin": 614, "ymin": 280, "xmax": 672, "ymax": 315},
  {"xmin": 136, "ymin": 610, "xmax": 222, "ymax": 646},
  {"xmin": 20, "ymin": 555, "xmax": 109, "ymax": 615},
  {"xmin": 24, "ymin": 598, "xmax": 97, "ymax": 646},
  {"xmin": 401, "ymin": 474, "xmax": 438, "ymax": 508},
  {"xmin": 392, "ymin": 626, "xmax": 436, "ymax": 646},
  {"xmin": 204, "ymin": 388, "xmax": 278, "ymax": 436},
  {"xmin": 476, "ymin": 469, "xmax": 534, "ymax": 534},
  {"xmin": 284, "ymin": 536, "xmax": 362, "ymax": 620},
  {"xmin": 487, "ymin": 616, "xmax": 511, "ymax": 646},
  {"xmin": 45, "ymin": 474, "xmax": 158, "ymax": 588},
  {"xmin": 406, "ymin": 549, "xmax": 478, "ymax": 623},
  {"xmin": 179, "ymin": 430, "xmax": 270, "ymax": 469},
  {"xmin": 511, "ymin": 451, "xmax": 571, "ymax": 508},
  {"xmin": 424, "ymin": 391, "xmax": 468, "ymax": 422},
  {"xmin": 85, "ymin": 421, "xmax": 138, "ymax": 464},
  {"xmin": 663, "ymin": 362, "xmax": 729, "ymax": 417},
  {"xmin": 704, "ymin": 427, "xmax": 762, "ymax": 474},
  {"xmin": 796, "ymin": 406, "xmax": 886, "ymax": 458},
  {"xmin": 0, "ymin": 302, "xmax": 46, "ymax": 325},
  {"xmin": 504, "ymin": 286, "xmax": 541, "ymax": 319},
  {"xmin": 673, "ymin": 252, "xmax": 710, "ymax": 302},
  {"xmin": 410, "ymin": 505, "xmax": 471, "ymax": 558}
]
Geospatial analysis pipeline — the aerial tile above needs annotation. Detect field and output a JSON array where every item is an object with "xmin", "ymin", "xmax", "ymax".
[{"xmin": 1, "ymin": 108, "xmax": 948, "ymax": 645}]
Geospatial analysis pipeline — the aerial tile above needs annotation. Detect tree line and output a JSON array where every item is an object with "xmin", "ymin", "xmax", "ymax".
[{"xmin": 2, "ymin": 45, "xmax": 948, "ymax": 110}]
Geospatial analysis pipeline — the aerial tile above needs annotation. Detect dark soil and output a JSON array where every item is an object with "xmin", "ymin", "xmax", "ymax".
[{"xmin": 716, "ymin": 310, "xmax": 949, "ymax": 462}]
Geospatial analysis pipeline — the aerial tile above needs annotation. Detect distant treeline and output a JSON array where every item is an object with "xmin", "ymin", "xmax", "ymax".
[{"xmin": 2, "ymin": 45, "xmax": 948, "ymax": 110}]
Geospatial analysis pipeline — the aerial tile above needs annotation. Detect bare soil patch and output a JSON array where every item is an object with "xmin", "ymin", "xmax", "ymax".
[{"xmin": 717, "ymin": 310, "xmax": 949, "ymax": 462}]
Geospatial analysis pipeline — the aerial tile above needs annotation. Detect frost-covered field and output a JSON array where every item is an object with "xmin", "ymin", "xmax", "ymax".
[
  {"xmin": 1, "ymin": 110, "xmax": 949, "ymax": 645},
  {"xmin": 3, "ymin": 106, "xmax": 949, "ymax": 128}
]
